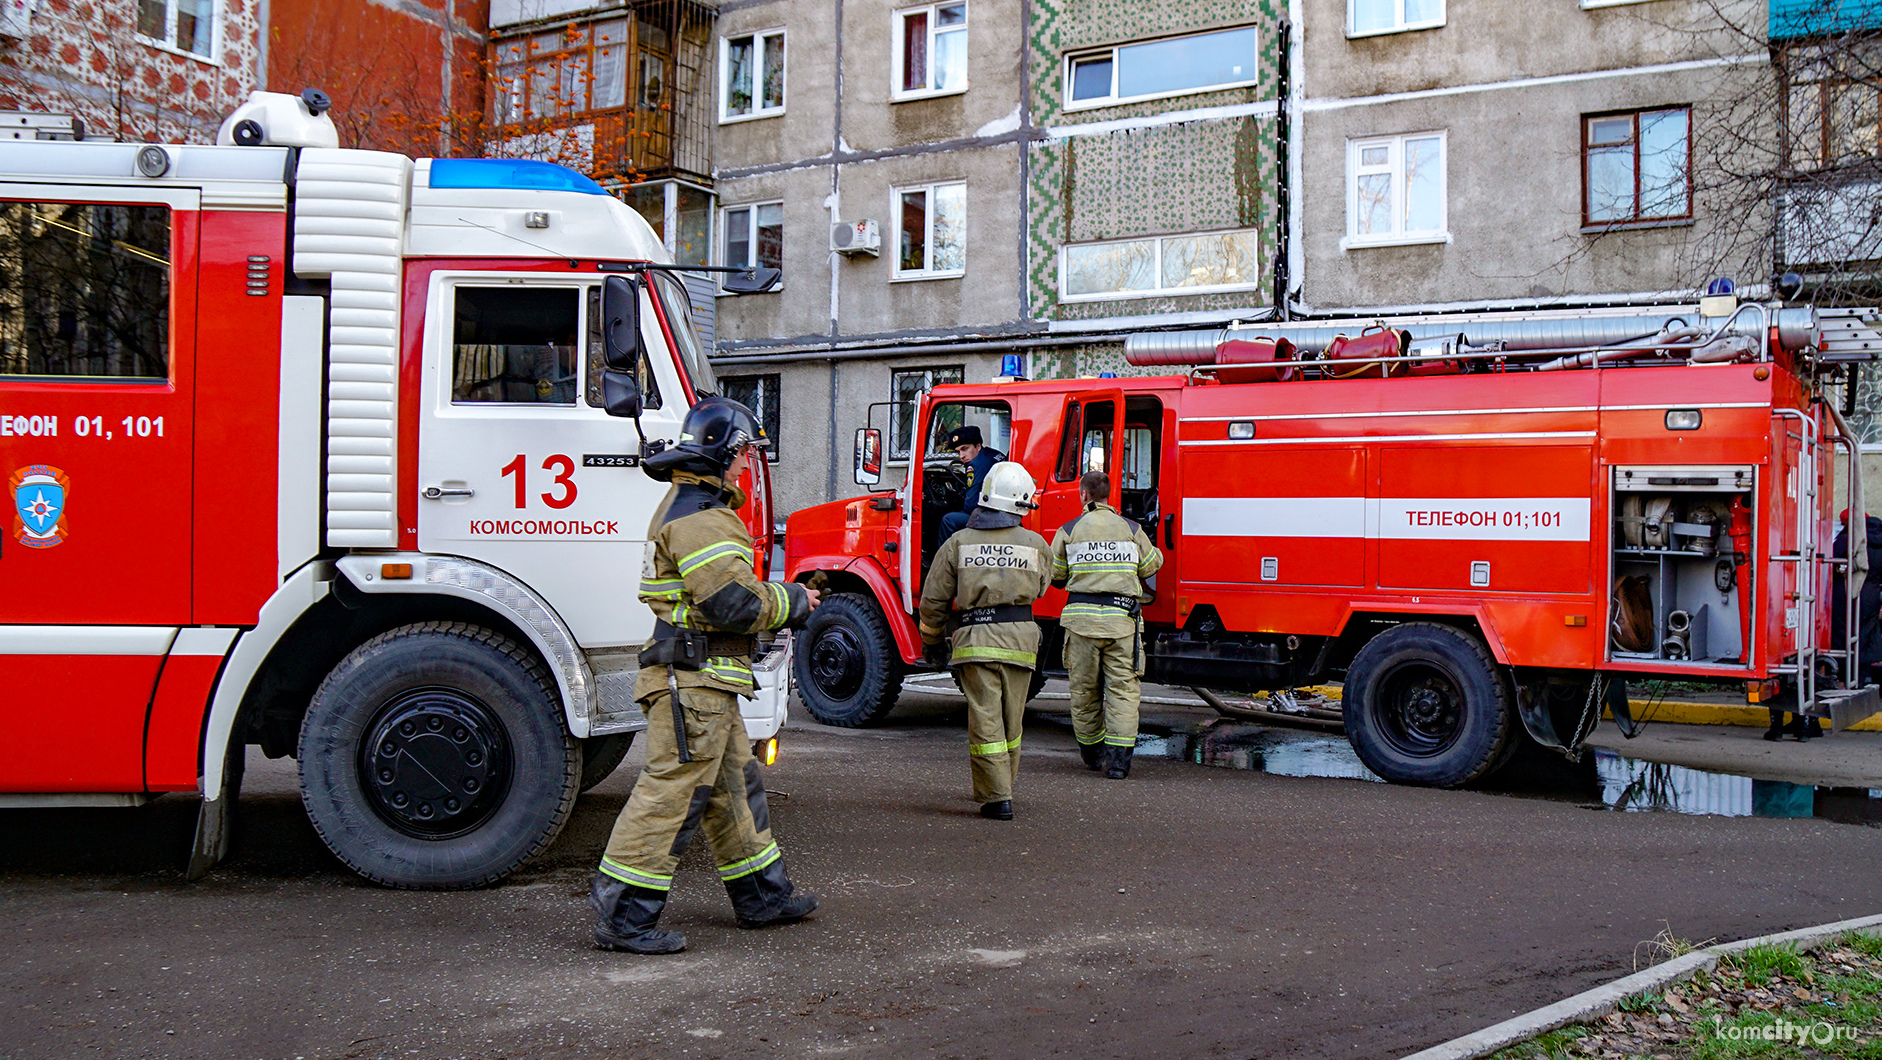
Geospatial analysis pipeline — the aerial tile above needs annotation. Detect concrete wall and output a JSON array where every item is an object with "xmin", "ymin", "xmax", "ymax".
[
  {"xmin": 711, "ymin": 0, "xmax": 1031, "ymax": 516},
  {"xmin": 1298, "ymin": 0, "xmax": 1772, "ymax": 309}
]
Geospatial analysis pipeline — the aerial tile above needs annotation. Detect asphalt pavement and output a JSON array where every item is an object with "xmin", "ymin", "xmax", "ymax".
[{"xmin": 3, "ymin": 685, "xmax": 1880, "ymax": 1060}]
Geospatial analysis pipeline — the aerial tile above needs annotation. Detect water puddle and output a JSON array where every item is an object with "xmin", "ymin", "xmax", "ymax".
[{"xmin": 1153, "ymin": 722, "xmax": 1882, "ymax": 825}]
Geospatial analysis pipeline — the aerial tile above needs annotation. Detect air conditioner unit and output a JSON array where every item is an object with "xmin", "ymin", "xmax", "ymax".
[{"xmin": 831, "ymin": 219, "xmax": 880, "ymax": 256}]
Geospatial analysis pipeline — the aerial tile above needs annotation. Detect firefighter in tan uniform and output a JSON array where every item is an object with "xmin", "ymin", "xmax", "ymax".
[
  {"xmin": 589, "ymin": 397, "xmax": 821, "ymax": 954},
  {"xmin": 919, "ymin": 462, "xmax": 1050, "ymax": 820},
  {"xmin": 1050, "ymin": 470, "xmax": 1164, "ymax": 779}
]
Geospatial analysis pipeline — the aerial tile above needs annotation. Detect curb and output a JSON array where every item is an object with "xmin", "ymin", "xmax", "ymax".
[
  {"xmin": 1294, "ymin": 686, "xmax": 1882, "ymax": 733},
  {"xmin": 1620, "ymin": 700, "xmax": 1882, "ymax": 732},
  {"xmin": 1398, "ymin": 913, "xmax": 1882, "ymax": 1060}
]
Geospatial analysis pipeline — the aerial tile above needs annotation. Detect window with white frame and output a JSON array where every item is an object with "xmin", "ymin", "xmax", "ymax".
[
  {"xmin": 1348, "ymin": 0, "xmax": 1443, "ymax": 36},
  {"xmin": 893, "ymin": 182, "xmax": 966, "ymax": 278},
  {"xmin": 722, "ymin": 30, "xmax": 785, "ymax": 121},
  {"xmin": 894, "ymin": 2, "xmax": 967, "ymax": 99},
  {"xmin": 1060, "ymin": 228, "xmax": 1263, "ymax": 301},
  {"xmin": 722, "ymin": 202, "xmax": 783, "ymax": 282},
  {"xmin": 1345, "ymin": 131, "xmax": 1447, "ymax": 247},
  {"xmin": 138, "ymin": 0, "xmax": 216, "ymax": 56},
  {"xmin": 1065, "ymin": 25, "xmax": 1260, "ymax": 110}
]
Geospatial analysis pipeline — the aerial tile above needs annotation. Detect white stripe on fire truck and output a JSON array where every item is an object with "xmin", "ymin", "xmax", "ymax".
[
  {"xmin": 1179, "ymin": 430, "xmax": 1596, "ymax": 447},
  {"xmin": 0, "ymin": 626, "xmax": 179, "ymax": 656},
  {"xmin": 1183, "ymin": 497, "xmax": 1593, "ymax": 542},
  {"xmin": 1179, "ymin": 402, "xmax": 1766, "ymax": 424}
]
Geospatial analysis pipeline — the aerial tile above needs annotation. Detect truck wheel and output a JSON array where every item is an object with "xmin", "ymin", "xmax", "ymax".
[
  {"xmin": 795, "ymin": 591, "xmax": 904, "ymax": 727},
  {"xmin": 1343, "ymin": 622, "xmax": 1511, "ymax": 788},
  {"xmin": 298, "ymin": 621, "xmax": 580, "ymax": 889},
  {"xmin": 579, "ymin": 733, "xmax": 636, "ymax": 792}
]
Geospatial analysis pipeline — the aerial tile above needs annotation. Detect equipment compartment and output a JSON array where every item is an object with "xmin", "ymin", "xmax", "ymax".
[{"xmin": 1608, "ymin": 465, "xmax": 1755, "ymax": 668}]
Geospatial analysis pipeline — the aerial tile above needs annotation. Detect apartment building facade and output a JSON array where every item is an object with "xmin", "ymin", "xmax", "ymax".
[
  {"xmin": 1297, "ymin": 0, "xmax": 1769, "ymax": 312},
  {"xmin": 706, "ymin": 0, "xmax": 1285, "ymax": 513}
]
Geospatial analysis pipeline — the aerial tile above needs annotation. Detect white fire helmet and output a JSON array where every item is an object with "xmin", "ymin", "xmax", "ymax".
[{"xmin": 979, "ymin": 461, "xmax": 1039, "ymax": 515}]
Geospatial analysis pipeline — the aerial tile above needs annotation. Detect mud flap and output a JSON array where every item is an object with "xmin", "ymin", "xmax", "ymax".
[
  {"xmin": 741, "ymin": 633, "xmax": 792, "ymax": 741},
  {"xmin": 186, "ymin": 743, "xmax": 246, "ymax": 881},
  {"xmin": 1515, "ymin": 683, "xmax": 1566, "ymax": 752}
]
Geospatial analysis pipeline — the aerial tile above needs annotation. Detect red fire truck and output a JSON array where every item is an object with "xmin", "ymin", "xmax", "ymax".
[
  {"xmin": 0, "ymin": 92, "xmax": 788, "ymax": 888},
  {"xmin": 786, "ymin": 301, "xmax": 1881, "ymax": 786}
]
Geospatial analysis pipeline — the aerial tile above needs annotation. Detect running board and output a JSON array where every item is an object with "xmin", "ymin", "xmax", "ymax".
[{"xmin": 1803, "ymin": 685, "xmax": 1881, "ymax": 731}]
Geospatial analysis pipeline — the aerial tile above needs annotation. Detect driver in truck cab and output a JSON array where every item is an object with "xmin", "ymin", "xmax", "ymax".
[
  {"xmin": 589, "ymin": 397, "xmax": 822, "ymax": 954},
  {"xmin": 936, "ymin": 425, "xmax": 1006, "ymax": 542}
]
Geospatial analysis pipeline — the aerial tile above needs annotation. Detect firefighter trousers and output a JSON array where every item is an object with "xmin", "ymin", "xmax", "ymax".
[
  {"xmin": 1065, "ymin": 629, "xmax": 1140, "ymax": 749},
  {"xmin": 598, "ymin": 684, "xmax": 780, "ymax": 894},
  {"xmin": 959, "ymin": 661, "xmax": 1029, "ymax": 803}
]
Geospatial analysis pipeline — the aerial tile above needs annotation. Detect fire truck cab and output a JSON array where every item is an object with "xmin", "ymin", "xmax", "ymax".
[
  {"xmin": 786, "ymin": 304, "xmax": 1881, "ymax": 787},
  {"xmin": 0, "ymin": 92, "xmax": 788, "ymax": 888}
]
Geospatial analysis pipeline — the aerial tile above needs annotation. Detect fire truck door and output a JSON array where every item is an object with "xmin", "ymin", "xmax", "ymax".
[
  {"xmin": 0, "ymin": 188, "xmax": 199, "ymax": 791},
  {"xmin": 1037, "ymin": 390, "xmax": 1124, "ymax": 536},
  {"xmin": 417, "ymin": 276, "xmax": 687, "ymax": 647}
]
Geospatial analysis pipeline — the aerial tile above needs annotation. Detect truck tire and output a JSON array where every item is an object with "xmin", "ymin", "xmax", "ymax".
[
  {"xmin": 579, "ymin": 733, "xmax": 636, "ymax": 792},
  {"xmin": 1343, "ymin": 622, "xmax": 1512, "ymax": 788},
  {"xmin": 298, "ymin": 621, "xmax": 580, "ymax": 889},
  {"xmin": 795, "ymin": 591, "xmax": 904, "ymax": 727}
]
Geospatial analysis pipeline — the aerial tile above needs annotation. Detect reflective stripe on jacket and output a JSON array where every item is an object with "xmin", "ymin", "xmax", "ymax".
[
  {"xmin": 1049, "ymin": 503, "xmax": 1164, "ymax": 639},
  {"xmin": 919, "ymin": 516, "xmax": 1051, "ymax": 669},
  {"xmin": 635, "ymin": 470, "xmax": 811, "ymax": 698}
]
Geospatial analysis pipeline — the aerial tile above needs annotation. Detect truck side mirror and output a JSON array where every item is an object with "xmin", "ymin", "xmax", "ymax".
[
  {"xmin": 723, "ymin": 267, "xmax": 782, "ymax": 295},
  {"xmin": 601, "ymin": 275, "xmax": 643, "ymax": 372},
  {"xmin": 854, "ymin": 427, "xmax": 882, "ymax": 486},
  {"xmin": 600, "ymin": 370, "xmax": 643, "ymax": 419}
]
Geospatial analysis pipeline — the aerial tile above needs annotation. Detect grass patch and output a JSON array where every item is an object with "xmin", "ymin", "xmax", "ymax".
[
  {"xmin": 1732, "ymin": 943, "xmax": 1806, "ymax": 987},
  {"xmin": 1482, "ymin": 933, "xmax": 1882, "ymax": 1060}
]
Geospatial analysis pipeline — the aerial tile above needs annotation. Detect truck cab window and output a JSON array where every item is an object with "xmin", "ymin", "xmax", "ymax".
[
  {"xmin": 1080, "ymin": 400, "xmax": 1114, "ymax": 474},
  {"xmin": 651, "ymin": 272, "xmax": 716, "ymax": 397},
  {"xmin": 451, "ymin": 286, "xmax": 579, "ymax": 404},
  {"xmin": 584, "ymin": 285, "xmax": 662, "ymax": 409},
  {"xmin": 0, "ymin": 201, "xmax": 169, "ymax": 379}
]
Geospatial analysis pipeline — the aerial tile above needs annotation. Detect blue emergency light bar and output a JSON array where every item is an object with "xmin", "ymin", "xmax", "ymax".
[{"xmin": 428, "ymin": 158, "xmax": 608, "ymax": 196}]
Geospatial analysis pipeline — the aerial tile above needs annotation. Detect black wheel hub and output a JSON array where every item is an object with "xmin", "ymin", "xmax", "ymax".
[
  {"xmin": 358, "ymin": 689, "xmax": 512, "ymax": 839},
  {"xmin": 807, "ymin": 625, "xmax": 866, "ymax": 701},
  {"xmin": 1378, "ymin": 667, "xmax": 1464, "ymax": 758}
]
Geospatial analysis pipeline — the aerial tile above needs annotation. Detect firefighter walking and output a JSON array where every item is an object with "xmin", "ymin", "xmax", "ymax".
[
  {"xmin": 1051, "ymin": 471, "xmax": 1164, "ymax": 779},
  {"xmin": 589, "ymin": 397, "xmax": 821, "ymax": 954},
  {"xmin": 919, "ymin": 462, "xmax": 1050, "ymax": 820}
]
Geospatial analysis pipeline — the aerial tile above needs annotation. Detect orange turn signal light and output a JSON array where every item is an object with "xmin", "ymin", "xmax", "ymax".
[
  {"xmin": 753, "ymin": 737, "xmax": 779, "ymax": 766},
  {"xmin": 1564, "ymin": 615, "xmax": 1587, "ymax": 627},
  {"xmin": 381, "ymin": 562, "xmax": 413, "ymax": 580}
]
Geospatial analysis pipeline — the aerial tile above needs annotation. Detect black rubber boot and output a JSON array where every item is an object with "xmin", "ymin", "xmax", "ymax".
[
  {"xmin": 1079, "ymin": 743, "xmax": 1105, "ymax": 771},
  {"xmin": 1105, "ymin": 746, "xmax": 1133, "ymax": 779},
  {"xmin": 979, "ymin": 799, "xmax": 1014, "ymax": 820},
  {"xmin": 1762, "ymin": 707, "xmax": 1785, "ymax": 742},
  {"xmin": 590, "ymin": 874, "xmax": 686, "ymax": 954},
  {"xmin": 724, "ymin": 858, "xmax": 819, "ymax": 929}
]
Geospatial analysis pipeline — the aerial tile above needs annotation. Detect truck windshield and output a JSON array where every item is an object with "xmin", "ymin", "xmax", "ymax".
[{"xmin": 652, "ymin": 272, "xmax": 717, "ymax": 397}]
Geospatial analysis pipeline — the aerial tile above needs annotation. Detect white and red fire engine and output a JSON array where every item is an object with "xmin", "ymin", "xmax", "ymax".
[
  {"xmin": 0, "ymin": 92, "xmax": 789, "ymax": 888},
  {"xmin": 786, "ymin": 298, "xmax": 1881, "ymax": 786}
]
